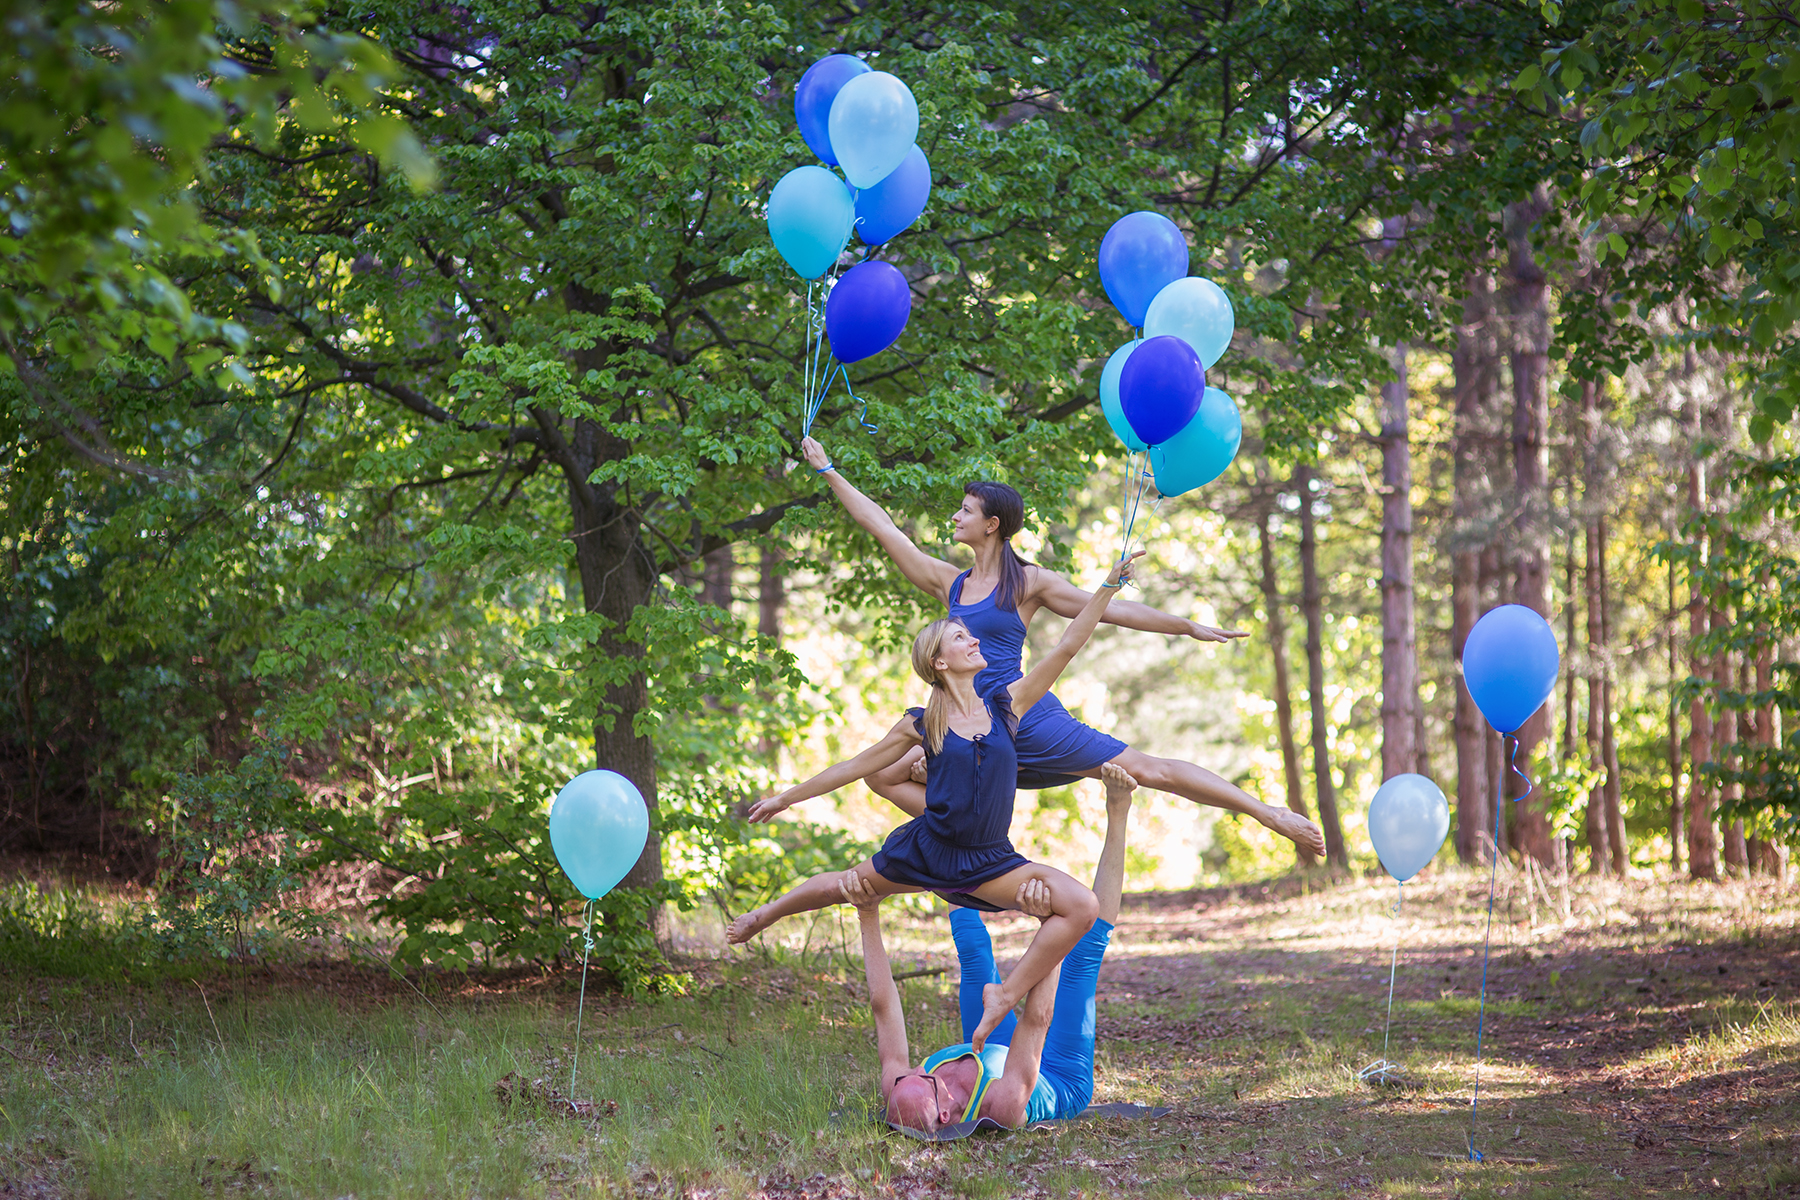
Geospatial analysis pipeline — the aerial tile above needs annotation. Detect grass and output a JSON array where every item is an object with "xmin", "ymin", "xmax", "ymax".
[{"xmin": 3, "ymin": 866, "xmax": 1798, "ymax": 1197}]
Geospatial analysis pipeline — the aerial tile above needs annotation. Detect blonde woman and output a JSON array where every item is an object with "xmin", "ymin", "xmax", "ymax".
[{"xmin": 728, "ymin": 551, "xmax": 1142, "ymax": 1049}]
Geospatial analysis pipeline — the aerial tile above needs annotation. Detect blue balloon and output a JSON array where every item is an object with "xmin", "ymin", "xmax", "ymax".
[
  {"xmin": 828, "ymin": 72, "xmax": 918, "ymax": 189},
  {"xmin": 1463, "ymin": 604, "xmax": 1561, "ymax": 734},
  {"xmin": 1099, "ymin": 340, "xmax": 1146, "ymax": 451},
  {"xmin": 794, "ymin": 54, "xmax": 870, "ymax": 166},
  {"xmin": 549, "ymin": 770, "xmax": 650, "ymax": 901},
  {"xmin": 1367, "ymin": 774, "xmax": 1450, "ymax": 883},
  {"xmin": 826, "ymin": 260, "xmax": 911, "ymax": 363},
  {"xmin": 1150, "ymin": 386, "xmax": 1240, "ymax": 496},
  {"xmin": 1118, "ymin": 335, "xmax": 1204, "ymax": 446},
  {"xmin": 1097, "ymin": 212, "xmax": 1190, "ymax": 329},
  {"xmin": 767, "ymin": 166, "xmax": 854, "ymax": 279},
  {"xmin": 1144, "ymin": 277, "xmax": 1235, "ymax": 369},
  {"xmin": 855, "ymin": 145, "xmax": 930, "ymax": 245}
]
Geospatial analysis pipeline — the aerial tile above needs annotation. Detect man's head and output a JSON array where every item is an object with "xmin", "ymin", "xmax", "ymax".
[{"xmin": 886, "ymin": 1068, "xmax": 960, "ymax": 1133}]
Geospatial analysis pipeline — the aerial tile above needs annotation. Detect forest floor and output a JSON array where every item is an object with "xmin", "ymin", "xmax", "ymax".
[{"xmin": 2, "ymin": 865, "xmax": 1797, "ymax": 1198}]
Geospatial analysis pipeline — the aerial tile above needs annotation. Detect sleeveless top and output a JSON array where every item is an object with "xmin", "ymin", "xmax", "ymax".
[
  {"xmin": 948, "ymin": 571, "xmax": 1030, "ymax": 696},
  {"xmin": 904, "ymin": 680, "xmax": 1020, "ymax": 849},
  {"xmin": 920, "ymin": 1042, "xmax": 1056, "ymax": 1125}
]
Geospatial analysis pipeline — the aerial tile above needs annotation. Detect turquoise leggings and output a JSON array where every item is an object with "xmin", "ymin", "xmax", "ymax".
[{"xmin": 949, "ymin": 907, "xmax": 1113, "ymax": 1119}]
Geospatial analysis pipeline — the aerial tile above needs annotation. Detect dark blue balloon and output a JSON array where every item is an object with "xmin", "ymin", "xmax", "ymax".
[
  {"xmin": 855, "ymin": 145, "xmax": 930, "ymax": 245},
  {"xmin": 1462, "ymin": 604, "xmax": 1560, "ymax": 734},
  {"xmin": 826, "ymin": 260, "xmax": 911, "ymax": 363},
  {"xmin": 795, "ymin": 54, "xmax": 870, "ymax": 166},
  {"xmin": 1118, "ymin": 335, "xmax": 1204, "ymax": 446},
  {"xmin": 1097, "ymin": 211, "xmax": 1190, "ymax": 329}
]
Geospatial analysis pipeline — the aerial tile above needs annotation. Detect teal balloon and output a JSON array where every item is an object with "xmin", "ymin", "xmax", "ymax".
[
  {"xmin": 1149, "ymin": 386, "xmax": 1240, "ymax": 496},
  {"xmin": 767, "ymin": 166, "xmax": 854, "ymax": 279},
  {"xmin": 828, "ymin": 71, "xmax": 919, "ymax": 189},
  {"xmin": 1367, "ymin": 773, "xmax": 1449, "ymax": 884},
  {"xmin": 1143, "ymin": 277, "xmax": 1235, "ymax": 368},
  {"xmin": 549, "ymin": 770, "xmax": 650, "ymax": 900},
  {"xmin": 1099, "ymin": 340, "xmax": 1146, "ymax": 451}
]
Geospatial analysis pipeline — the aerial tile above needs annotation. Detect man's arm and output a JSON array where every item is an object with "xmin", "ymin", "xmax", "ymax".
[
  {"xmin": 842, "ymin": 875, "xmax": 911, "ymax": 1101},
  {"xmin": 802, "ymin": 436, "xmax": 961, "ymax": 603},
  {"xmin": 1028, "ymin": 567, "xmax": 1246, "ymax": 643},
  {"xmin": 977, "ymin": 963, "xmax": 1060, "ymax": 1126}
]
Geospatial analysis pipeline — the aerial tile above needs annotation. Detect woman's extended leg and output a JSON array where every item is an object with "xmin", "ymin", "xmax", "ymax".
[
  {"xmin": 949, "ymin": 908, "xmax": 1018, "ymax": 1047},
  {"xmin": 726, "ymin": 860, "xmax": 916, "ymax": 944},
  {"xmin": 963, "ymin": 863, "xmax": 1098, "ymax": 1049},
  {"xmin": 1090, "ymin": 749, "xmax": 1326, "ymax": 861}
]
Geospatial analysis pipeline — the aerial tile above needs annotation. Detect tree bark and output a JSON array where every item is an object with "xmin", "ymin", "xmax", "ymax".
[
  {"xmin": 1749, "ymin": 640, "xmax": 1785, "ymax": 878},
  {"xmin": 1258, "ymin": 488, "xmax": 1316, "ymax": 868},
  {"xmin": 1584, "ymin": 515, "xmax": 1609, "ymax": 874},
  {"xmin": 564, "ymin": 419, "xmax": 666, "ymax": 913},
  {"xmin": 1718, "ymin": 640, "xmax": 1748, "ymax": 876},
  {"xmin": 1481, "ymin": 545, "xmax": 1508, "ymax": 856},
  {"xmin": 758, "ymin": 545, "xmax": 784, "ymax": 643},
  {"xmin": 1451, "ymin": 274, "xmax": 1497, "ymax": 863},
  {"xmin": 1598, "ymin": 516, "xmax": 1627, "ymax": 875},
  {"xmin": 1668, "ymin": 540, "xmax": 1685, "ymax": 872},
  {"xmin": 1297, "ymin": 464, "xmax": 1347, "ymax": 868},
  {"xmin": 1379, "ymin": 343, "xmax": 1420, "ymax": 783},
  {"xmin": 1686, "ymin": 364, "xmax": 1719, "ymax": 881},
  {"xmin": 1503, "ymin": 188, "xmax": 1555, "ymax": 865},
  {"xmin": 701, "ymin": 546, "xmax": 734, "ymax": 614}
]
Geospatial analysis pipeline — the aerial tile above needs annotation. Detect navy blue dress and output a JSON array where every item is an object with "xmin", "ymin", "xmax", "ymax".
[
  {"xmin": 870, "ymin": 681, "xmax": 1031, "ymax": 892},
  {"xmin": 948, "ymin": 571, "xmax": 1127, "ymax": 788}
]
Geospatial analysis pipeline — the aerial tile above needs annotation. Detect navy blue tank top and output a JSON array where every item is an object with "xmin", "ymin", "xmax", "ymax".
[
  {"xmin": 948, "ymin": 571, "xmax": 1029, "ymax": 695},
  {"xmin": 907, "ymin": 681, "xmax": 1021, "ymax": 847}
]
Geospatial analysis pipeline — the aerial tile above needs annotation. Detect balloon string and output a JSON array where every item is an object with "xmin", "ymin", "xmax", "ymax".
[
  {"xmin": 1470, "ymin": 731, "xmax": 1529, "ymax": 1161},
  {"xmin": 803, "ymin": 361, "xmax": 876, "ymax": 436},
  {"xmin": 1118, "ymin": 450, "xmax": 1153, "ymax": 570},
  {"xmin": 1357, "ymin": 881, "xmax": 1406, "ymax": 1084},
  {"xmin": 571, "ymin": 897, "xmax": 596, "ymax": 1100}
]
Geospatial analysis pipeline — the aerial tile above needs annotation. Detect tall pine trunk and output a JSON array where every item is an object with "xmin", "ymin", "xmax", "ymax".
[
  {"xmin": 1598, "ymin": 517, "xmax": 1627, "ymax": 875},
  {"xmin": 1584, "ymin": 516, "xmax": 1610, "ymax": 874},
  {"xmin": 1503, "ymin": 189, "xmax": 1555, "ymax": 864},
  {"xmin": 1451, "ymin": 274, "xmax": 1497, "ymax": 862},
  {"xmin": 1297, "ymin": 464, "xmax": 1347, "ymax": 868},
  {"xmin": 1686, "ymin": 363, "xmax": 1719, "ymax": 880},
  {"xmin": 1667, "ymin": 541, "xmax": 1685, "ymax": 871},
  {"xmin": 1379, "ymin": 343, "xmax": 1421, "ymax": 782},
  {"xmin": 1258, "ymin": 489, "xmax": 1316, "ymax": 868},
  {"xmin": 1718, "ymin": 639, "xmax": 1749, "ymax": 875}
]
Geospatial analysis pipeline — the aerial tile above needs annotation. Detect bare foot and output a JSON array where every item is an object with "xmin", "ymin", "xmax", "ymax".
[
  {"xmin": 1101, "ymin": 761, "xmax": 1138, "ymax": 814},
  {"xmin": 970, "ymin": 982, "xmax": 1013, "ymax": 1051},
  {"xmin": 726, "ymin": 906, "xmax": 774, "ymax": 944},
  {"xmin": 909, "ymin": 756, "xmax": 928, "ymax": 784},
  {"xmin": 1268, "ymin": 806, "xmax": 1326, "ymax": 860}
]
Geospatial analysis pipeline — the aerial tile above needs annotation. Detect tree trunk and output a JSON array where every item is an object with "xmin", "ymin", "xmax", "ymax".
[
  {"xmin": 1297, "ymin": 464, "xmax": 1347, "ymax": 868},
  {"xmin": 758, "ymin": 545, "xmax": 784, "ymax": 643},
  {"xmin": 1598, "ymin": 516, "xmax": 1627, "ymax": 875},
  {"xmin": 1749, "ymin": 641, "xmax": 1784, "ymax": 878},
  {"xmin": 1379, "ymin": 343, "xmax": 1420, "ymax": 783},
  {"xmin": 1481, "ymin": 545, "xmax": 1508, "ymax": 856},
  {"xmin": 1258, "ymin": 492, "xmax": 1316, "ymax": 868},
  {"xmin": 701, "ymin": 546, "xmax": 734, "ymax": 613},
  {"xmin": 1503, "ymin": 188, "xmax": 1555, "ymax": 865},
  {"xmin": 565, "ymin": 425, "xmax": 666, "ymax": 913},
  {"xmin": 1718, "ymin": 641, "xmax": 1748, "ymax": 876},
  {"xmin": 1451, "ymin": 274, "xmax": 1496, "ymax": 863},
  {"xmin": 1668, "ymin": 542, "xmax": 1685, "ymax": 871},
  {"xmin": 1564, "ymin": 529, "xmax": 1579, "ymax": 763},
  {"xmin": 1686, "ymin": 366, "xmax": 1719, "ymax": 881},
  {"xmin": 1584, "ymin": 514, "xmax": 1609, "ymax": 874}
]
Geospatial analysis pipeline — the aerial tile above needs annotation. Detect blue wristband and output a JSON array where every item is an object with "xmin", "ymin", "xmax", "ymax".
[{"xmin": 816, "ymin": 464, "xmax": 836, "ymax": 475}]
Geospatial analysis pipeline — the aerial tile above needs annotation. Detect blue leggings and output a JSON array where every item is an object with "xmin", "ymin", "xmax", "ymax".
[{"xmin": 949, "ymin": 907, "xmax": 1112, "ymax": 1118}]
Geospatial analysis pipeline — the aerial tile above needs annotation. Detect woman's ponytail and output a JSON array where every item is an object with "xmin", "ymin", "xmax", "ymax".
[
  {"xmin": 963, "ymin": 481, "xmax": 1031, "ymax": 612},
  {"xmin": 910, "ymin": 617, "xmax": 965, "ymax": 755}
]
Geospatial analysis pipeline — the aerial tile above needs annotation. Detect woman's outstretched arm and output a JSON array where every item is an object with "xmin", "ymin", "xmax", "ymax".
[
  {"xmin": 746, "ymin": 714, "xmax": 920, "ymax": 823},
  {"xmin": 1008, "ymin": 551, "xmax": 1143, "ymax": 717},
  {"xmin": 802, "ymin": 436, "xmax": 961, "ymax": 603},
  {"xmin": 1028, "ymin": 568, "xmax": 1247, "ymax": 643}
]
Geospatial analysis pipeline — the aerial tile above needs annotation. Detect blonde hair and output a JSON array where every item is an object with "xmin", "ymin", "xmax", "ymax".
[{"xmin": 910, "ymin": 617, "xmax": 966, "ymax": 756}]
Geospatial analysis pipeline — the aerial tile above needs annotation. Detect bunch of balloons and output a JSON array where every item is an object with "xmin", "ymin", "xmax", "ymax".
[
  {"xmin": 1095, "ymin": 212, "xmax": 1243, "ymax": 513},
  {"xmin": 767, "ymin": 54, "xmax": 929, "ymax": 436}
]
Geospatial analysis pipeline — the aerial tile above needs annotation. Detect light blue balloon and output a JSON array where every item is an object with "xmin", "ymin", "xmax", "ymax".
[
  {"xmin": 1367, "ymin": 773, "xmax": 1449, "ymax": 883},
  {"xmin": 549, "ymin": 770, "xmax": 650, "ymax": 900},
  {"xmin": 767, "ymin": 166, "xmax": 854, "ymax": 279},
  {"xmin": 1463, "ymin": 604, "xmax": 1560, "ymax": 734},
  {"xmin": 1098, "ymin": 340, "xmax": 1146, "ymax": 451},
  {"xmin": 1149, "ymin": 386, "xmax": 1240, "ymax": 496},
  {"xmin": 1144, "ymin": 277, "xmax": 1235, "ymax": 368},
  {"xmin": 828, "ymin": 71, "xmax": 919, "ymax": 189}
]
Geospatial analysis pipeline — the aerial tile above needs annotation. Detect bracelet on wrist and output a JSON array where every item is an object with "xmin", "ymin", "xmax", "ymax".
[
  {"xmin": 816, "ymin": 464, "xmax": 836, "ymax": 475},
  {"xmin": 1101, "ymin": 579, "xmax": 1123, "ymax": 589}
]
